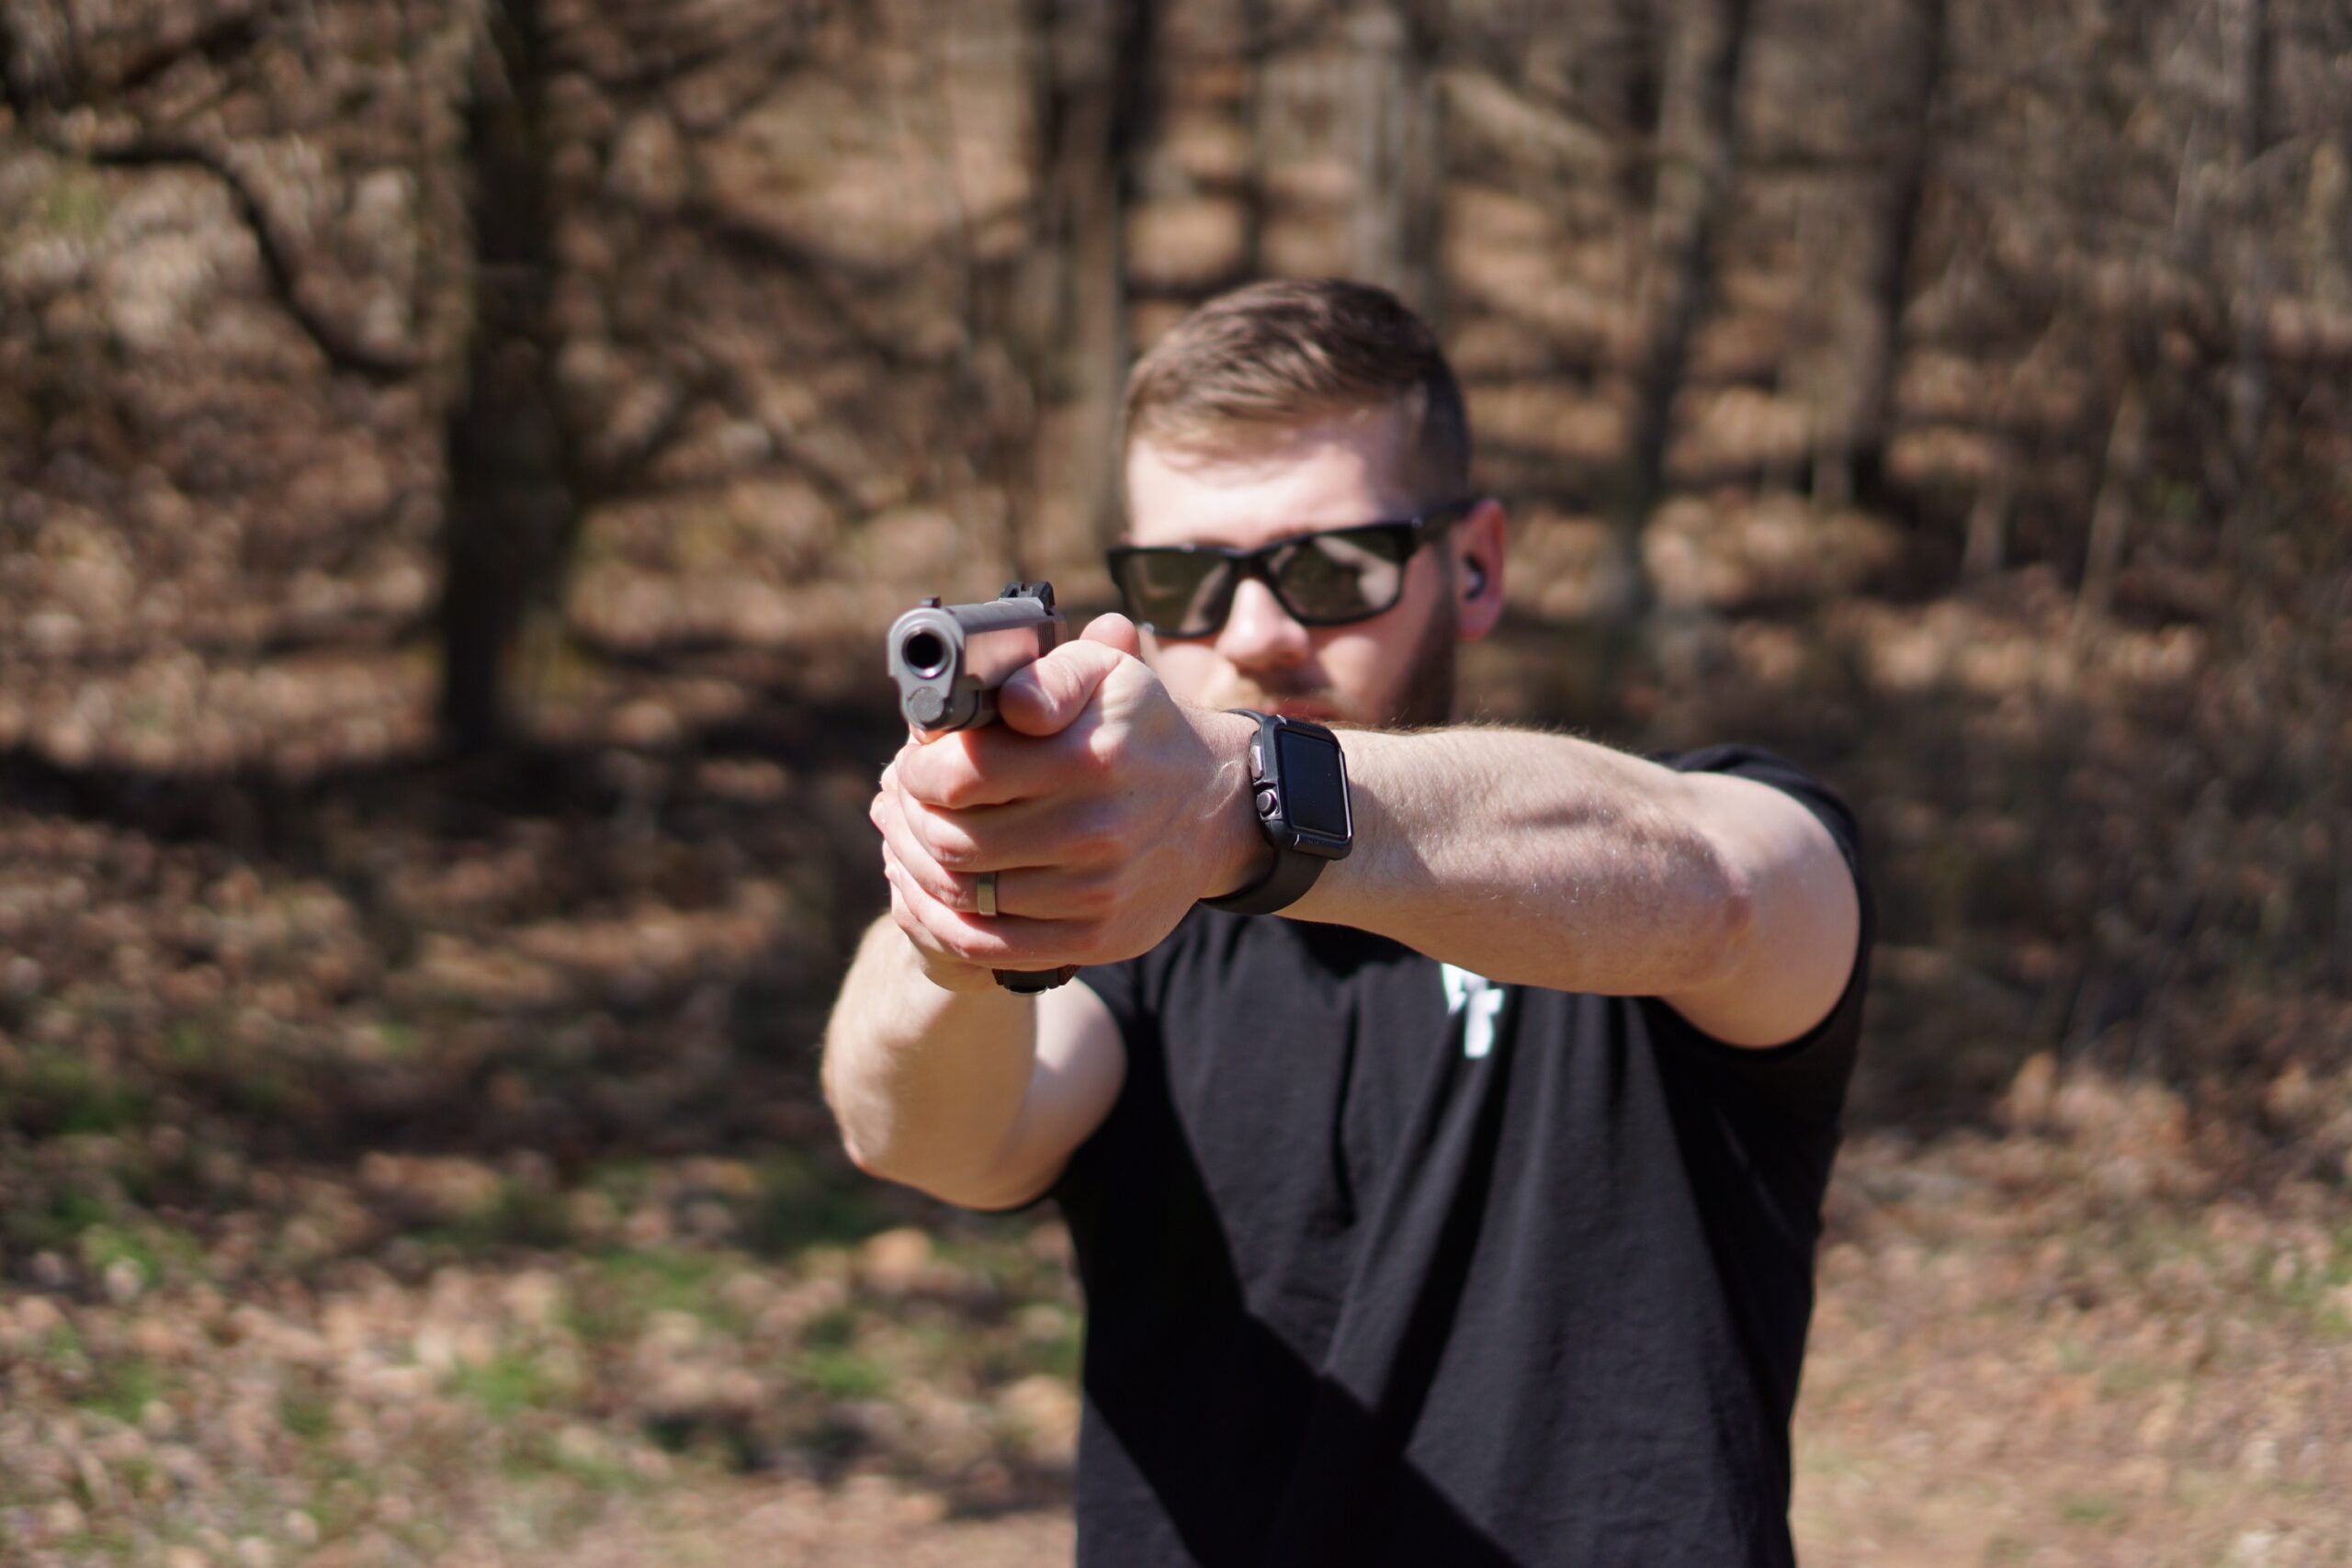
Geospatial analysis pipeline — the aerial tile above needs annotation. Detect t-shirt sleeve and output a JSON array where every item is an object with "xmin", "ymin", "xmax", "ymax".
[
  {"xmin": 1074, "ymin": 953, "xmax": 1147, "ymax": 1045},
  {"xmin": 1640, "ymin": 744, "xmax": 1875, "ymax": 1129}
]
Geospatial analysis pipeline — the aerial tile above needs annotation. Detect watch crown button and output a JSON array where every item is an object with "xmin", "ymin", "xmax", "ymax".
[{"xmin": 1256, "ymin": 787, "xmax": 1279, "ymax": 818}]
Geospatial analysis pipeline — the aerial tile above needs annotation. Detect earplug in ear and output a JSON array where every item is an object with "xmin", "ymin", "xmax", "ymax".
[{"xmin": 1465, "ymin": 561, "xmax": 1488, "ymax": 597}]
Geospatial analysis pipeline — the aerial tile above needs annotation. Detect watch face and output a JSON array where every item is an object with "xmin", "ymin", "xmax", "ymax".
[{"xmin": 1273, "ymin": 727, "xmax": 1350, "ymax": 840}]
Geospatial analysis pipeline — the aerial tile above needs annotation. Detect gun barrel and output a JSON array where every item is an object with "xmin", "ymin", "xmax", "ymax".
[{"xmin": 889, "ymin": 582, "xmax": 1067, "ymax": 732}]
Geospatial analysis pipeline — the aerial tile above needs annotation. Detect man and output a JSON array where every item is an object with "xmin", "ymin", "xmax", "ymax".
[{"xmin": 823, "ymin": 278, "xmax": 1871, "ymax": 1565}]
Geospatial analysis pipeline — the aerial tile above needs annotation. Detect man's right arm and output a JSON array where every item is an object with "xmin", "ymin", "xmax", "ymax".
[{"xmin": 820, "ymin": 915, "xmax": 1125, "ymax": 1212}]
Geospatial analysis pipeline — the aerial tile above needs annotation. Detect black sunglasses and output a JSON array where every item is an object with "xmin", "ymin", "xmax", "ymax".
[{"xmin": 1105, "ymin": 501, "xmax": 1476, "ymax": 639}]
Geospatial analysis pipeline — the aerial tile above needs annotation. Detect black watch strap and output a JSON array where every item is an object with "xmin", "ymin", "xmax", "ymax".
[{"xmin": 1202, "ymin": 842, "xmax": 1329, "ymax": 915}]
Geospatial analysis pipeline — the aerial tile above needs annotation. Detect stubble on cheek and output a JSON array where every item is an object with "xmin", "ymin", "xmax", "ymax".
[
  {"xmin": 1385, "ymin": 591, "xmax": 1459, "ymax": 729},
  {"xmin": 1147, "ymin": 579, "xmax": 1460, "ymax": 729}
]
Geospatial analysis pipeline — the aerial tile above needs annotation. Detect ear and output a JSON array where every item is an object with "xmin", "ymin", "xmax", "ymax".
[{"xmin": 1452, "ymin": 498, "xmax": 1507, "ymax": 642}]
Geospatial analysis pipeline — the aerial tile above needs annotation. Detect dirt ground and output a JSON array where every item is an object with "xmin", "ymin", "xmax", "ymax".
[{"xmin": 3, "ymin": 575, "xmax": 2348, "ymax": 1568}]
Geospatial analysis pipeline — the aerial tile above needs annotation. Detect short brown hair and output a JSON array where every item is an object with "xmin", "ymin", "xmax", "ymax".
[{"xmin": 1121, "ymin": 278, "xmax": 1470, "ymax": 502}]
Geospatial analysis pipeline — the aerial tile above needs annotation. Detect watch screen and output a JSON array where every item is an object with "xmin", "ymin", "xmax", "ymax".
[{"xmin": 1275, "ymin": 728, "xmax": 1348, "ymax": 839}]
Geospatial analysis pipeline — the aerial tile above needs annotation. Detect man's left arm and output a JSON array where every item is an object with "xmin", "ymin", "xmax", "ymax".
[{"xmin": 1284, "ymin": 728, "xmax": 1861, "ymax": 1049}]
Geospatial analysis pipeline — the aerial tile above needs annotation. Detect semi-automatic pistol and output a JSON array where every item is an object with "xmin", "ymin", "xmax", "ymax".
[{"xmin": 886, "ymin": 581, "xmax": 1078, "ymax": 995}]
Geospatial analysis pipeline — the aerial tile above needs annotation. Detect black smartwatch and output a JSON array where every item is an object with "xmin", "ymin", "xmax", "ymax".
[{"xmin": 1203, "ymin": 711, "xmax": 1353, "ymax": 916}]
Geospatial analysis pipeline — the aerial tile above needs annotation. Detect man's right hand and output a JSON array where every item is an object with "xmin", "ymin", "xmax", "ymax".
[
  {"xmin": 867, "ymin": 614, "xmax": 1264, "ymax": 984},
  {"xmin": 871, "ymin": 759, "xmax": 1003, "ymax": 994}
]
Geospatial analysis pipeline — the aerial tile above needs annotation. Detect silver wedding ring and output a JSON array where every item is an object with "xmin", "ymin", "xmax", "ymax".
[{"xmin": 976, "ymin": 870, "xmax": 999, "ymax": 918}]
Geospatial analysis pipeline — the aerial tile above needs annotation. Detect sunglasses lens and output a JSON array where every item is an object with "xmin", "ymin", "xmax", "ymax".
[
  {"xmin": 1114, "ymin": 551, "xmax": 1233, "ymax": 637},
  {"xmin": 1272, "ymin": 527, "xmax": 1412, "ymax": 624}
]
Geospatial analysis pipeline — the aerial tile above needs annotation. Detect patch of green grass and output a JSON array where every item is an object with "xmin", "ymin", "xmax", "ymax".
[
  {"xmin": 2096, "ymin": 1358, "xmax": 2172, "ymax": 1398},
  {"xmin": 39, "ymin": 165, "xmax": 111, "ymax": 238},
  {"xmin": 373, "ymin": 1020, "xmax": 424, "ymax": 1061},
  {"xmin": 568, "ymin": 1247, "xmax": 741, "ymax": 1342},
  {"xmin": 501, "ymin": 1429, "xmax": 644, "ymax": 1494},
  {"xmin": 1021, "ymin": 1314, "xmax": 1083, "ymax": 1382},
  {"xmin": 164, "ymin": 1020, "xmax": 226, "ymax": 1069},
  {"xmin": 5, "ymin": 1187, "xmax": 114, "ymax": 1254},
  {"xmin": 448, "ymin": 1351, "xmax": 567, "ymax": 1421},
  {"xmin": 2059, "ymin": 1494, "xmax": 2123, "ymax": 1527},
  {"xmin": 802, "ymin": 1307, "xmax": 860, "ymax": 1353},
  {"xmin": 307, "ymin": 1466, "xmax": 382, "ymax": 1540},
  {"xmin": 0, "ymin": 1049, "xmax": 153, "ymax": 1135},
  {"xmin": 78, "ymin": 1220, "xmax": 201, "ymax": 1289},
  {"xmin": 747, "ymin": 1152, "xmax": 890, "ymax": 1256},
  {"xmin": 33, "ymin": 1320, "xmax": 86, "ymax": 1372},
  {"xmin": 74, "ymin": 1357, "xmax": 165, "ymax": 1425},
  {"xmin": 425, "ymin": 1179, "xmax": 574, "ymax": 1254},
  {"xmin": 278, "ymin": 1389, "xmax": 336, "ymax": 1445},
  {"xmin": 799, "ymin": 1347, "xmax": 890, "ymax": 1401},
  {"xmin": 114, "ymin": 1453, "xmax": 161, "ymax": 1502}
]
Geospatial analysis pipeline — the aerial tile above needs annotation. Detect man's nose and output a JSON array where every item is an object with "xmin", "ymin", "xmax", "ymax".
[{"xmin": 1216, "ymin": 575, "xmax": 1313, "ymax": 669}]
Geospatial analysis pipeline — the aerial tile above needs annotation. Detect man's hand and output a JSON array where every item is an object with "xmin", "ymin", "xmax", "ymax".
[{"xmin": 869, "ymin": 615, "xmax": 1264, "ymax": 984}]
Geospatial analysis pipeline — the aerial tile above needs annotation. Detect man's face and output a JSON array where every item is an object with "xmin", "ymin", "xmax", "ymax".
[{"xmin": 1120, "ymin": 411, "xmax": 1497, "ymax": 729}]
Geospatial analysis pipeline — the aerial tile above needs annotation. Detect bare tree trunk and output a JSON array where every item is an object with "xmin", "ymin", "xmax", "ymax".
[
  {"xmin": 438, "ymin": 0, "xmax": 572, "ymax": 757},
  {"xmin": 1617, "ymin": 0, "xmax": 1756, "ymax": 614},
  {"xmin": 1962, "ymin": 443, "xmax": 2015, "ymax": 580},
  {"xmin": 2220, "ymin": 0, "xmax": 2271, "ymax": 542},
  {"xmin": 1239, "ymin": 0, "xmax": 1271, "ymax": 281},
  {"xmin": 1849, "ymin": 0, "xmax": 1950, "ymax": 522},
  {"xmin": 1033, "ymin": 0, "xmax": 1155, "ymax": 551},
  {"xmin": 1351, "ymin": 1, "xmax": 1445, "ymax": 321},
  {"xmin": 2075, "ymin": 381, "xmax": 2147, "ymax": 636}
]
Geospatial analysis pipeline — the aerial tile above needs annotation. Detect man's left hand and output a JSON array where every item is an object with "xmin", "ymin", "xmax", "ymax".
[{"xmin": 871, "ymin": 615, "xmax": 1264, "ymax": 975}]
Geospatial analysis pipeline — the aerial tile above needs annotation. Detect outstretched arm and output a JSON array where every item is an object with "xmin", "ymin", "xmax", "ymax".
[
  {"xmin": 879, "ymin": 623, "xmax": 1860, "ymax": 1050},
  {"xmin": 820, "ymin": 916, "xmax": 1125, "ymax": 1210},
  {"xmin": 1283, "ymin": 728, "xmax": 1860, "ymax": 1046}
]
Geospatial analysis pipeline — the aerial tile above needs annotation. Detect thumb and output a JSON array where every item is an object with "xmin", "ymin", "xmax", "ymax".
[
  {"xmin": 1081, "ymin": 612, "xmax": 1144, "ymax": 659},
  {"xmin": 998, "ymin": 636, "xmax": 1133, "ymax": 737}
]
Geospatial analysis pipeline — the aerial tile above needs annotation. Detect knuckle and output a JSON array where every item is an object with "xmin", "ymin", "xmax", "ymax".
[
  {"xmin": 926, "ymin": 829, "xmax": 978, "ymax": 872},
  {"xmin": 1069, "ymin": 813, "xmax": 1127, "ymax": 865},
  {"xmin": 1067, "ymin": 876, "xmax": 1117, "ymax": 917}
]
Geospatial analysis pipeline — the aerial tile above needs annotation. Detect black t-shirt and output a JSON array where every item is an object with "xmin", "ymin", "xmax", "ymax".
[{"xmin": 1053, "ymin": 746, "xmax": 1872, "ymax": 1567}]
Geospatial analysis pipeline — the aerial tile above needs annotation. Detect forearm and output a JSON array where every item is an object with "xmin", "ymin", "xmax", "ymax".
[
  {"xmin": 1286, "ymin": 728, "xmax": 1749, "ymax": 996},
  {"xmin": 820, "ymin": 916, "xmax": 1038, "ymax": 1198}
]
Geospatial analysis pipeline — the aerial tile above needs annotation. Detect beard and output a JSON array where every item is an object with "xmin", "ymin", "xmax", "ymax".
[
  {"xmin": 1386, "ymin": 584, "xmax": 1460, "ymax": 728},
  {"xmin": 1204, "ymin": 578, "xmax": 1460, "ymax": 731}
]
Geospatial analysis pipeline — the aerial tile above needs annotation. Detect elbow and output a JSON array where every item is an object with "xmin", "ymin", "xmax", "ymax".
[
  {"xmin": 823, "ymin": 1080, "xmax": 1023, "ymax": 1211},
  {"xmin": 1690, "ymin": 829, "xmax": 1758, "ymax": 992},
  {"xmin": 842, "ymin": 1142, "xmax": 1036, "ymax": 1213},
  {"xmin": 835, "ymin": 1121, "xmax": 892, "ymax": 1183},
  {"xmin": 824, "ymin": 1084, "xmax": 913, "ymax": 1190},
  {"xmin": 820, "ymin": 1041, "xmax": 897, "ymax": 1183},
  {"xmin": 828, "ymin": 1107, "xmax": 922, "ymax": 1192}
]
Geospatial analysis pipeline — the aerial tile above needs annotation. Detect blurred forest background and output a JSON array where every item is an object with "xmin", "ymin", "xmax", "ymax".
[{"xmin": 3, "ymin": 0, "xmax": 2350, "ymax": 1562}]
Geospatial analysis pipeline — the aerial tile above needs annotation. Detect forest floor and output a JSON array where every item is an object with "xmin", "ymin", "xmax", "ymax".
[{"xmin": 2, "ymin": 570, "xmax": 2348, "ymax": 1568}]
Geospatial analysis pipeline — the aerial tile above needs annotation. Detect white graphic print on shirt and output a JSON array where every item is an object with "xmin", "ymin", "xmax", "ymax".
[{"xmin": 1440, "ymin": 964, "xmax": 1505, "ymax": 1059}]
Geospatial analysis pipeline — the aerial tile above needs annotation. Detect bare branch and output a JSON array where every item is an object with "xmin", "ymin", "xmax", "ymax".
[{"xmin": 52, "ymin": 131, "xmax": 425, "ymax": 382}]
